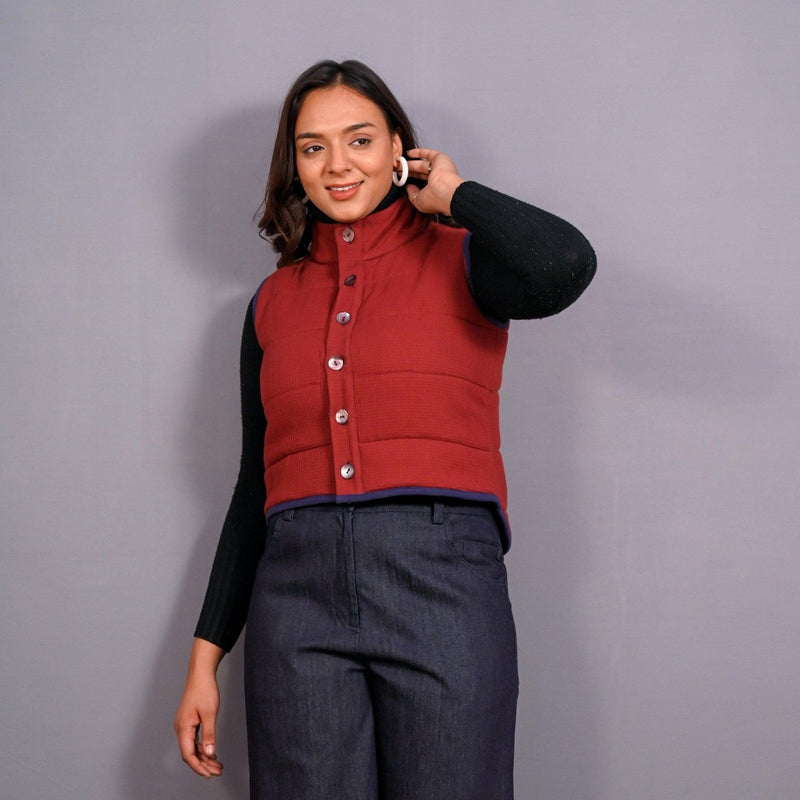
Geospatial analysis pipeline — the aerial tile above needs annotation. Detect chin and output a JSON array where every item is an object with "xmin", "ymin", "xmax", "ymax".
[{"xmin": 311, "ymin": 182, "xmax": 390, "ymax": 224}]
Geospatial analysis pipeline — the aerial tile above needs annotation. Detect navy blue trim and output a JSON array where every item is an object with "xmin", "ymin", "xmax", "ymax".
[
  {"xmin": 250, "ymin": 277, "xmax": 270, "ymax": 325},
  {"xmin": 463, "ymin": 233, "xmax": 510, "ymax": 330},
  {"xmin": 266, "ymin": 486, "xmax": 512, "ymax": 551}
]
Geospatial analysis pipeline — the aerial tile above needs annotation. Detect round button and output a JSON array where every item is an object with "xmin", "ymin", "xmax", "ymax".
[
  {"xmin": 344, "ymin": 274, "xmax": 357, "ymax": 286},
  {"xmin": 340, "ymin": 463, "xmax": 355, "ymax": 479},
  {"xmin": 335, "ymin": 409, "xmax": 349, "ymax": 424},
  {"xmin": 327, "ymin": 356, "xmax": 344, "ymax": 371},
  {"xmin": 336, "ymin": 311, "xmax": 351, "ymax": 325},
  {"xmin": 341, "ymin": 227, "xmax": 355, "ymax": 243}
]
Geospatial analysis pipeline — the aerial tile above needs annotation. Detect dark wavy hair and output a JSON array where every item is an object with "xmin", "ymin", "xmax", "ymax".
[{"xmin": 256, "ymin": 60, "xmax": 420, "ymax": 268}]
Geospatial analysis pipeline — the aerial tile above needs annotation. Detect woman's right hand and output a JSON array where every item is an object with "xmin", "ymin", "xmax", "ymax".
[
  {"xmin": 405, "ymin": 147, "xmax": 465, "ymax": 216},
  {"xmin": 174, "ymin": 638, "xmax": 226, "ymax": 778}
]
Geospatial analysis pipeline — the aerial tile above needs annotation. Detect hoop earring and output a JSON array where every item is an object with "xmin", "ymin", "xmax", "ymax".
[{"xmin": 392, "ymin": 155, "xmax": 408, "ymax": 187}]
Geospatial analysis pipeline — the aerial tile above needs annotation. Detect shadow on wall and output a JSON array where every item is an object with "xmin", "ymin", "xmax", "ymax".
[
  {"xmin": 168, "ymin": 101, "xmax": 280, "ymax": 287},
  {"xmin": 121, "ymin": 103, "xmax": 279, "ymax": 799}
]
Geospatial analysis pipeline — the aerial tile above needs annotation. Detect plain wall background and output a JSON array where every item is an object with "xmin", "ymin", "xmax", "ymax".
[{"xmin": 2, "ymin": 1, "xmax": 799, "ymax": 798}]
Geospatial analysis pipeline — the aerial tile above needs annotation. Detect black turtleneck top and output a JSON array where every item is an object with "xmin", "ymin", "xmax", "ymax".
[{"xmin": 194, "ymin": 180, "xmax": 596, "ymax": 651}]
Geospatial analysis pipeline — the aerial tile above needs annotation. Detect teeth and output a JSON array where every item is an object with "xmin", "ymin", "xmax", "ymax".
[{"xmin": 330, "ymin": 183, "xmax": 360, "ymax": 192}]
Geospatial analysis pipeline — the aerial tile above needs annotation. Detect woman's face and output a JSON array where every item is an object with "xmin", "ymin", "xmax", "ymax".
[{"xmin": 294, "ymin": 84, "xmax": 402, "ymax": 223}]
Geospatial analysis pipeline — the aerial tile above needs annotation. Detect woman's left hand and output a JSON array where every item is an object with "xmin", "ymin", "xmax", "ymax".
[{"xmin": 405, "ymin": 148, "xmax": 465, "ymax": 216}]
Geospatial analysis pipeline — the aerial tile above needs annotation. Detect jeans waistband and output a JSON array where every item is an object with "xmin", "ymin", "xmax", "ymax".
[{"xmin": 278, "ymin": 496, "xmax": 496, "ymax": 523}]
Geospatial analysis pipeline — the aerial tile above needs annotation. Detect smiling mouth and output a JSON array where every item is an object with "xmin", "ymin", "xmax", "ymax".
[{"xmin": 327, "ymin": 182, "xmax": 363, "ymax": 193}]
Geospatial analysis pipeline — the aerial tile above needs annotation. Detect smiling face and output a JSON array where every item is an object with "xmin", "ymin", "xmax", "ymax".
[{"xmin": 294, "ymin": 84, "xmax": 402, "ymax": 223}]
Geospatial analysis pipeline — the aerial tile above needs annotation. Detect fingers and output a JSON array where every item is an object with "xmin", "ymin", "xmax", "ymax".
[
  {"xmin": 406, "ymin": 148, "xmax": 458, "ymax": 177},
  {"xmin": 406, "ymin": 147, "xmax": 438, "ymax": 163},
  {"xmin": 406, "ymin": 173, "xmax": 464, "ymax": 216},
  {"xmin": 199, "ymin": 713, "xmax": 218, "ymax": 765},
  {"xmin": 175, "ymin": 718, "xmax": 224, "ymax": 778},
  {"xmin": 174, "ymin": 702, "xmax": 224, "ymax": 778},
  {"xmin": 404, "ymin": 148, "xmax": 436, "ymax": 213},
  {"xmin": 195, "ymin": 731, "xmax": 224, "ymax": 777},
  {"xmin": 406, "ymin": 151, "xmax": 436, "ymax": 185},
  {"xmin": 175, "ymin": 713, "xmax": 211, "ymax": 777},
  {"xmin": 406, "ymin": 185, "xmax": 428, "ymax": 212},
  {"xmin": 406, "ymin": 154, "xmax": 433, "ymax": 180}
]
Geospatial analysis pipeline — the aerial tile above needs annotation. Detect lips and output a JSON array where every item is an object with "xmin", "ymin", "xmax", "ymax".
[{"xmin": 326, "ymin": 181, "xmax": 363, "ymax": 200}]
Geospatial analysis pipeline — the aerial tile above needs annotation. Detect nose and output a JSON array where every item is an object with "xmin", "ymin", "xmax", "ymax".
[{"xmin": 325, "ymin": 142, "xmax": 351, "ymax": 174}]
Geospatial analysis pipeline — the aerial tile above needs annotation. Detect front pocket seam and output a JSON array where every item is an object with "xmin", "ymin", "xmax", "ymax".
[{"xmin": 444, "ymin": 517, "xmax": 507, "ymax": 584}]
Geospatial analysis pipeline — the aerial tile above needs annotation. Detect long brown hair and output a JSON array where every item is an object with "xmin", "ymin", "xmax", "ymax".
[{"xmin": 257, "ymin": 60, "xmax": 419, "ymax": 267}]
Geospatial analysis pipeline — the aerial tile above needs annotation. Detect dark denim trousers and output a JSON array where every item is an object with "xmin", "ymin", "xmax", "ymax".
[{"xmin": 244, "ymin": 501, "xmax": 518, "ymax": 800}]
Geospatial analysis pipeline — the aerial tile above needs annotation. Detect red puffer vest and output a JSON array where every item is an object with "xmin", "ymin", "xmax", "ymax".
[{"xmin": 253, "ymin": 198, "xmax": 511, "ymax": 542}]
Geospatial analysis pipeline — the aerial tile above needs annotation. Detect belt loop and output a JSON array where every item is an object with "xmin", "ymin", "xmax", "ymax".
[
  {"xmin": 432, "ymin": 502, "xmax": 445, "ymax": 525},
  {"xmin": 283, "ymin": 508, "xmax": 295, "ymax": 522}
]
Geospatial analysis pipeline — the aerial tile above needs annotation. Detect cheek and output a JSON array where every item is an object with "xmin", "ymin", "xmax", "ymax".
[
  {"xmin": 369, "ymin": 151, "xmax": 395, "ymax": 181},
  {"xmin": 296, "ymin": 163, "xmax": 319, "ymax": 194}
]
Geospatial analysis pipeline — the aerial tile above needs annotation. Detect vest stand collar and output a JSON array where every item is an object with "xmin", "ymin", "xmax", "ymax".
[{"xmin": 308, "ymin": 196, "xmax": 429, "ymax": 264}]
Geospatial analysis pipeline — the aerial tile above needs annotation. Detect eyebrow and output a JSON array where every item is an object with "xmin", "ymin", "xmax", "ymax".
[{"xmin": 295, "ymin": 122, "xmax": 378, "ymax": 141}]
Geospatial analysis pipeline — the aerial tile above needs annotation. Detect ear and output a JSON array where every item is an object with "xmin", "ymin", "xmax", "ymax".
[{"xmin": 392, "ymin": 131, "xmax": 403, "ymax": 160}]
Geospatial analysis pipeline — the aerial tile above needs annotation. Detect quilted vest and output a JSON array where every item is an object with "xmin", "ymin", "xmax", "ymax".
[{"xmin": 253, "ymin": 198, "xmax": 511, "ymax": 541}]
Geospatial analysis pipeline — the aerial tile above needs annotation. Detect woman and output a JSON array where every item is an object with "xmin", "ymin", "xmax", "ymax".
[{"xmin": 175, "ymin": 59, "xmax": 595, "ymax": 800}]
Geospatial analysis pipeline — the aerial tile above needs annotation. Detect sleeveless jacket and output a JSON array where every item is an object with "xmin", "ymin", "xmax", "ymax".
[{"xmin": 252, "ymin": 198, "xmax": 511, "ymax": 542}]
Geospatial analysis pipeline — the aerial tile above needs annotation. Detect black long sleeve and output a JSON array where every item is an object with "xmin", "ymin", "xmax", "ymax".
[
  {"xmin": 451, "ymin": 181, "xmax": 596, "ymax": 320},
  {"xmin": 193, "ymin": 306, "xmax": 267, "ymax": 652}
]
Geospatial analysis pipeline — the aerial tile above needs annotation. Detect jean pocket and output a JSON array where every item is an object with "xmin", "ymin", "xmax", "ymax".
[{"xmin": 446, "ymin": 511, "xmax": 507, "ymax": 583}]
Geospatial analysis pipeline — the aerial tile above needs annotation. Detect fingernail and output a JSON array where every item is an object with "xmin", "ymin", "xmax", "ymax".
[{"xmin": 205, "ymin": 744, "xmax": 215, "ymax": 755}]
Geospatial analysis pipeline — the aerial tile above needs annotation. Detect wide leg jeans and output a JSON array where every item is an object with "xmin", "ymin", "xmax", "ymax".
[{"xmin": 244, "ymin": 501, "xmax": 519, "ymax": 800}]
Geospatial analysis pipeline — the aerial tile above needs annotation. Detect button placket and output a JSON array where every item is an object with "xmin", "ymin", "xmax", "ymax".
[{"xmin": 328, "ymin": 228, "xmax": 365, "ymax": 493}]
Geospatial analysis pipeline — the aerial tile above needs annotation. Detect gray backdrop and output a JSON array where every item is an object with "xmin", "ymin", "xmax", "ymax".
[{"xmin": 2, "ymin": 1, "xmax": 799, "ymax": 798}]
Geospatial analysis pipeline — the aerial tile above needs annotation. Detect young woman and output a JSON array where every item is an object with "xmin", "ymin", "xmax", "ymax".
[{"xmin": 175, "ymin": 59, "xmax": 596, "ymax": 800}]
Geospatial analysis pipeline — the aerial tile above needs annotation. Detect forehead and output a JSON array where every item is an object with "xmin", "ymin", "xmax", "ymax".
[{"xmin": 295, "ymin": 84, "xmax": 388, "ymax": 134}]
